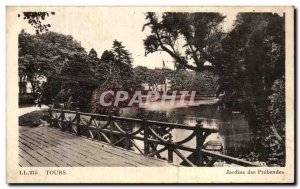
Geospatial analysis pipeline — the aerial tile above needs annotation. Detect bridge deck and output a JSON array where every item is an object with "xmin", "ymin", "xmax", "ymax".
[{"xmin": 19, "ymin": 126, "xmax": 178, "ymax": 167}]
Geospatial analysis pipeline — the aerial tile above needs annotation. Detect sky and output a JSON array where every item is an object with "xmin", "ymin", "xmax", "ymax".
[{"xmin": 19, "ymin": 8, "xmax": 238, "ymax": 69}]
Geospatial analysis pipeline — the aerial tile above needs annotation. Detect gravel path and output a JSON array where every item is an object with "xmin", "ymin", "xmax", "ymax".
[{"xmin": 19, "ymin": 105, "xmax": 49, "ymax": 117}]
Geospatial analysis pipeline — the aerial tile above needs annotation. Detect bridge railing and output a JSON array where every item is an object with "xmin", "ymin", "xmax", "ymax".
[{"xmin": 49, "ymin": 106, "xmax": 260, "ymax": 167}]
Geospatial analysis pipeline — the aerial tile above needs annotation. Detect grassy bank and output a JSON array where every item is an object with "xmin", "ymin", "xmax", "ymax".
[{"xmin": 19, "ymin": 110, "xmax": 49, "ymax": 127}]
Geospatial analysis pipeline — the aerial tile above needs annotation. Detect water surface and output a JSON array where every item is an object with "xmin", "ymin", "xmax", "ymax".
[{"xmin": 120, "ymin": 100, "xmax": 253, "ymax": 163}]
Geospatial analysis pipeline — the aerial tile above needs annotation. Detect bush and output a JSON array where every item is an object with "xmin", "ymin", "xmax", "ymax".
[
  {"xmin": 19, "ymin": 110, "xmax": 50, "ymax": 127},
  {"xmin": 268, "ymin": 77, "xmax": 285, "ymax": 132},
  {"xmin": 19, "ymin": 93, "xmax": 35, "ymax": 105}
]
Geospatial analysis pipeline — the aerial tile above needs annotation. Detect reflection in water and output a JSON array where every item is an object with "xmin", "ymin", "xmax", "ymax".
[{"xmin": 120, "ymin": 100, "xmax": 253, "ymax": 159}]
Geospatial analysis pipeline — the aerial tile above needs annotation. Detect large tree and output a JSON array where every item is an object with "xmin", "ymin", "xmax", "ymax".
[
  {"xmin": 98, "ymin": 40, "xmax": 135, "ymax": 90},
  {"xmin": 18, "ymin": 30, "xmax": 52, "ymax": 94},
  {"xmin": 143, "ymin": 12, "xmax": 225, "ymax": 71},
  {"xmin": 220, "ymin": 13, "xmax": 285, "ymax": 165},
  {"xmin": 134, "ymin": 66, "xmax": 173, "ymax": 91},
  {"xmin": 112, "ymin": 40, "xmax": 135, "ymax": 90},
  {"xmin": 133, "ymin": 66, "xmax": 149, "ymax": 89},
  {"xmin": 169, "ymin": 70, "xmax": 193, "ymax": 91},
  {"xmin": 147, "ymin": 68, "xmax": 168, "ymax": 91},
  {"xmin": 19, "ymin": 31, "xmax": 101, "ymax": 109},
  {"xmin": 169, "ymin": 70, "xmax": 218, "ymax": 95},
  {"xmin": 218, "ymin": 13, "xmax": 285, "ymax": 114},
  {"xmin": 143, "ymin": 12, "xmax": 286, "ymax": 165}
]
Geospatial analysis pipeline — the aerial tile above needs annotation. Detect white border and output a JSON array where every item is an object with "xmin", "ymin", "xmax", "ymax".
[{"xmin": 1, "ymin": 0, "xmax": 299, "ymax": 188}]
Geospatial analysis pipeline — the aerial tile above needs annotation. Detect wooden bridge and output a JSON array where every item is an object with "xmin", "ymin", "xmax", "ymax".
[
  {"xmin": 19, "ymin": 126, "xmax": 177, "ymax": 167},
  {"xmin": 19, "ymin": 107, "xmax": 260, "ymax": 167}
]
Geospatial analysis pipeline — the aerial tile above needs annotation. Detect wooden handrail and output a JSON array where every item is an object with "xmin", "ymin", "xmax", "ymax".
[
  {"xmin": 201, "ymin": 149, "xmax": 260, "ymax": 167},
  {"xmin": 49, "ymin": 106, "xmax": 260, "ymax": 167},
  {"xmin": 51, "ymin": 108, "xmax": 218, "ymax": 132}
]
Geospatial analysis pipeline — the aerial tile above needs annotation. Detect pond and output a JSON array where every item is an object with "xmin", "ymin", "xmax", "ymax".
[{"xmin": 119, "ymin": 99, "xmax": 254, "ymax": 164}]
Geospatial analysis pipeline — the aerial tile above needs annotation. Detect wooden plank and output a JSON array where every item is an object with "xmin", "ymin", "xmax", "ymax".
[
  {"xmin": 19, "ymin": 140, "xmax": 57, "ymax": 166},
  {"xmin": 42, "ymin": 129, "xmax": 149, "ymax": 166},
  {"xmin": 20, "ymin": 126, "xmax": 178, "ymax": 167},
  {"xmin": 19, "ymin": 148, "xmax": 44, "ymax": 167},
  {"xmin": 22, "ymin": 131, "xmax": 109, "ymax": 167},
  {"xmin": 33, "ymin": 129, "xmax": 140, "ymax": 167},
  {"xmin": 21, "ymin": 131, "xmax": 95, "ymax": 166},
  {"xmin": 19, "ymin": 126, "xmax": 33, "ymax": 134},
  {"xmin": 19, "ymin": 154, "xmax": 32, "ymax": 167},
  {"xmin": 66, "ymin": 131, "xmax": 174, "ymax": 166},
  {"xmin": 19, "ymin": 135, "xmax": 71, "ymax": 167},
  {"xmin": 47, "ymin": 127, "xmax": 176, "ymax": 166},
  {"xmin": 21, "ymin": 131, "xmax": 84, "ymax": 167},
  {"xmin": 26, "ymin": 129, "xmax": 124, "ymax": 167},
  {"xmin": 43, "ymin": 127, "xmax": 172, "ymax": 166},
  {"xmin": 45, "ymin": 127, "xmax": 175, "ymax": 166}
]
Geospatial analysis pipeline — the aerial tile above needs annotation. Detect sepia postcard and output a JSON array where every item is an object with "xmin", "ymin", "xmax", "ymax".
[{"xmin": 6, "ymin": 6, "xmax": 294, "ymax": 183}]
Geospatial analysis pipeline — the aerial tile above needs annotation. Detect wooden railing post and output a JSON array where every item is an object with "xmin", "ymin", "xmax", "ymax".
[
  {"xmin": 143, "ymin": 119, "xmax": 150, "ymax": 156},
  {"xmin": 49, "ymin": 105, "xmax": 53, "ymax": 127},
  {"xmin": 42, "ymin": 107, "xmax": 260, "ymax": 167},
  {"xmin": 75, "ymin": 108, "xmax": 80, "ymax": 135},
  {"xmin": 61, "ymin": 107, "xmax": 65, "ymax": 131},
  {"xmin": 109, "ymin": 110, "xmax": 114, "ymax": 145},
  {"xmin": 195, "ymin": 119, "xmax": 204, "ymax": 166},
  {"xmin": 124, "ymin": 124, "xmax": 131, "ymax": 150},
  {"xmin": 167, "ymin": 133, "xmax": 173, "ymax": 163}
]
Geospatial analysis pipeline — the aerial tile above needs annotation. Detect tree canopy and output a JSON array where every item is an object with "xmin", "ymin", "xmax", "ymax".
[
  {"xmin": 19, "ymin": 30, "xmax": 137, "ymax": 110},
  {"xmin": 143, "ymin": 12, "xmax": 225, "ymax": 71},
  {"xmin": 18, "ymin": 12, "xmax": 55, "ymax": 34},
  {"xmin": 97, "ymin": 40, "xmax": 135, "ymax": 90},
  {"xmin": 143, "ymin": 12, "xmax": 286, "ymax": 165}
]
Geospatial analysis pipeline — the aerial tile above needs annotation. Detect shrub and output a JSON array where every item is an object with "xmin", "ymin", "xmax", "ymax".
[
  {"xmin": 268, "ymin": 77, "xmax": 285, "ymax": 133},
  {"xmin": 19, "ymin": 93, "xmax": 35, "ymax": 105},
  {"xmin": 19, "ymin": 110, "xmax": 50, "ymax": 127}
]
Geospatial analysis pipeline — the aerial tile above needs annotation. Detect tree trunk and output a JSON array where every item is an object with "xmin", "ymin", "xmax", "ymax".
[
  {"xmin": 30, "ymin": 80, "xmax": 36, "ymax": 94},
  {"xmin": 270, "ymin": 125, "xmax": 283, "ymax": 143}
]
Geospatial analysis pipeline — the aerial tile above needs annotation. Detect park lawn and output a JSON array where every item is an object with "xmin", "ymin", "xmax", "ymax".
[{"xmin": 19, "ymin": 110, "xmax": 49, "ymax": 127}]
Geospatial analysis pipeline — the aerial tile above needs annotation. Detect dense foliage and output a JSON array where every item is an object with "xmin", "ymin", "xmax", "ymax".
[
  {"xmin": 169, "ymin": 70, "xmax": 218, "ymax": 95},
  {"xmin": 102, "ymin": 40, "xmax": 135, "ymax": 90},
  {"xmin": 19, "ymin": 93, "xmax": 35, "ymax": 106},
  {"xmin": 18, "ymin": 12, "xmax": 55, "ymax": 34},
  {"xmin": 133, "ymin": 66, "xmax": 173, "ymax": 91},
  {"xmin": 19, "ymin": 12, "xmax": 286, "ymax": 166},
  {"xmin": 143, "ymin": 12, "xmax": 286, "ymax": 166},
  {"xmin": 143, "ymin": 12, "xmax": 225, "ymax": 71},
  {"xmin": 19, "ymin": 31, "xmax": 136, "ymax": 111}
]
